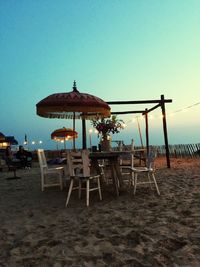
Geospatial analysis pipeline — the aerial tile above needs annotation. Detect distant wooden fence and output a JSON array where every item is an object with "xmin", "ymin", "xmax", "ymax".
[
  {"xmin": 113, "ymin": 143, "xmax": 200, "ymax": 158},
  {"xmin": 154, "ymin": 143, "xmax": 200, "ymax": 158}
]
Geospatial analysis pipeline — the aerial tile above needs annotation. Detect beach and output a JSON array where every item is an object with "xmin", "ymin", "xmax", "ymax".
[{"xmin": 0, "ymin": 157, "xmax": 200, "ymax": 267}]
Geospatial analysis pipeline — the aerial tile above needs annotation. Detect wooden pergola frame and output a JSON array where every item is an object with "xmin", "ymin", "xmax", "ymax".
[{"xmin": 107, "ymin": 94, "xmax": 172, "ymax": 168}]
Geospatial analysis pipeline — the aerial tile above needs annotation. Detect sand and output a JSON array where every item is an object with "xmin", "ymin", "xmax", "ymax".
[{"xmin": 0, "ymin": 158, "xmax": 200, "ymax": 267}]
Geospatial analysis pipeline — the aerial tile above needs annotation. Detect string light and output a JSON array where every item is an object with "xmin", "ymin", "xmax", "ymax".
[
  {"xmin": 172, "ymin": 101, "xmax": 200, "ymax": 114},
  {"xmin": 149, "ymin": 114, "xmax": 154, "ymax": 120},
  {"xmin": 120, "ymin": 101, "xmax": 200, "ymax": 127},
  {"xmin": 31, "ymin": 140, "xmax": 43, "ymax": 145},
  {"xmin": 90, "ymin": 101, "xmax": 199, "ymax": 133}
]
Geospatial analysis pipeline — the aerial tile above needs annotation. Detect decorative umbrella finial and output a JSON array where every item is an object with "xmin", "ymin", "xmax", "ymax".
[{"xmin": 73, "ymin": 80, "xmax": 79, "ymax": 92}]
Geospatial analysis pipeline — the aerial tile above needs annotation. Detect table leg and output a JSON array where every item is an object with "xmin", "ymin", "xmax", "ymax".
[
  {"xmin": 114, "ymin": 163, "xmax": 124, "ymax": 188},
  {"xmin": 110, "ymin": 163, "xmax": 119, "ymax": 196}
]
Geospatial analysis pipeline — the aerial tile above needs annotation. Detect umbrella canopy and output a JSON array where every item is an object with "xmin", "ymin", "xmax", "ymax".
[
  {"xmin": 36, "ymin": 81, "xmax": 110, "ymax": 119},
  {"xmin": 36, "ymin": 81, "xmax": 111, "ymax": 149},
  {"xmin": 5, "ymin": 136, "xmax": 18, "ymax": 145},
  {"xmin": 51, "ymin": 127, "xmax": 78, "ymax": 150},
  {"xmin": 51, "ymin": 127, "xmax": 78, "ymax": 140},
  {"xmin": 0, "ymin": 132, "xmax": 5, "ymax": 141},
  {"xmin": 0, "ymin": 134, "xmax": 18, "ymax": 148}
]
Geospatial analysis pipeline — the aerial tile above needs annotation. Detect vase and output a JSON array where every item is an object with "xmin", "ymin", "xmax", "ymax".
[{"xmin": 100, "ymin": 134, "xmax": 111, "ymax": 151}]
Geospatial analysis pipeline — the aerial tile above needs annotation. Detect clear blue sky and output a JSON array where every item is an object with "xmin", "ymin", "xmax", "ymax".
[{"xmin": 0, "ymin": 0, "xmax": 199, "ymax": 150}]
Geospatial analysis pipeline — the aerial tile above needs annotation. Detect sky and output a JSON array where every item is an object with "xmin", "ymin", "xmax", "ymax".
[{"xmin": 0, "ymin": 0, "xmax": 200, "ymax": 150}]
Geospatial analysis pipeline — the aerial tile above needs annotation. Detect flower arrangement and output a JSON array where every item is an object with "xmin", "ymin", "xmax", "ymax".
[{"xmin": 91, "ymin": 115, "xmax": 125, "ymax": 137}]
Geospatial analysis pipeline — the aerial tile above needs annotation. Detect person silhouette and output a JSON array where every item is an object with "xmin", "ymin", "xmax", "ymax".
[{"xmin": 16, "ymin": 145, "xmax": 32, "ymax": 168}]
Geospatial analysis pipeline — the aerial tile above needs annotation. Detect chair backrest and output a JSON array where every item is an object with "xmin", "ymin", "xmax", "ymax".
[
  {"xmin": 67, "ymin": 150, "xmax": 83, "ymax": 177},
  {"xmin": 119, "ymin": 139, "xmax": 135, "ymax": 167},
  {"xmin": 146, "ymin": 150, "xmax": 157, "ymax": 169},
  {"xmin": 37, "ymin": 149, "xmax": 48, "ymax": 171},
  {"xmin": 81, "ymin": 149, "xmax": 91, "ymax": 177},
  {"xmin": 119, "ymin": 139, "xmax": 135, "ymax": 152},
  {"xmin": 67, "ymin": 149, "xmax": 91, "ymax": 177},
  {"xmin": 120, "ymin": 151, "xmax": 135, "ymax": 168}
]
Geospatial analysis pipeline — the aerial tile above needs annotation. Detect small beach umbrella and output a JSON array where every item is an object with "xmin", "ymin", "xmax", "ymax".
[
  {"xmin": 36, "ymin": 81, "xmax": 111, "ymax": 149},
  {"xmin": 51, "ymin": 127, "xmax": 78, "ymax": 149},
  {"xmin": 0, "ymin": 132, "xmax": 5, "ymax": 141},
  {"xmin": 0, "ymin": 132, "xmax": 6, "ymax": 148},
  {"xmin": 0, "ymin": 134, "xmax": 18, "ymax": 148},
  {"xmin": 5, "ymin": 136, "xmax": 18, "ymax": 146}
]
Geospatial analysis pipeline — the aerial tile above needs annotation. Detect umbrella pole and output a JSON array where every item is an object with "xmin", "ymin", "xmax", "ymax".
[
  {"xmin": 73, "ymin": 112, "xmax": 76, "ymax": 150},
  {"xmin": 64, "ymin": 139, "xmax": 66, "ymax": 150},
  {"xmin": 82, "ymin": 118, "xmax": 87, "ymax": 149}
]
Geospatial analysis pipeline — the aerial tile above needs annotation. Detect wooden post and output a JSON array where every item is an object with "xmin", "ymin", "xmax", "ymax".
[
  {"xmin": 144, "ymin": 108, "xmax": 149, "ymax": 156},
  {"xmin": 82, "ymin": 118, "xmax": 87, "ymax": 149},
  {"xmin": 161, "ymin": 95, "xmax": 171, "ymax": 168}
]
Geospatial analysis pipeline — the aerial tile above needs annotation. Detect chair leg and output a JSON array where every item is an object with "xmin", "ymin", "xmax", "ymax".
[
  {"xmin": 41, "ymin": 174, "xmax": 45, "ymax": 191},
  {"xmin": 78, "ymin": 180, "xmax": 82, "ymax": 199},
  {"xmin": 131, "ymin": 172, "xmax": 135, "ymax": 186},
  {"xmin": 66, "ymin": 178, "xmax": 74, "ymax": 206},
  {"xmin": 152, "ymin": 173, "xmax": 160, "ymax": 195},
  {"xmin": 97, "ymin": 177, "xmax": 102, "ymax": 200},
  {"xmin": 128, "ymin": 172, "xmax": 134, "ymax": 188},
  {"xmin": 133, "ymin": 173, "xmax": 138, "ymax": 195},
  {"xmin": 86, "ymin": 179, "xmax": 90, "ymax": 207},
  {"xmin": 99, "ymin": 165, "xmax": 106, "ymax": 182},
  {"xmin": 147, "ymin": 173, "xmax": 153, "ymax": 189},
  {"xmin": 59, "ymin": 172, "xmax": 63, "ymax": 191}
]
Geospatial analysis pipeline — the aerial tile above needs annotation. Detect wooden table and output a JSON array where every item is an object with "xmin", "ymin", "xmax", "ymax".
[{"xmin": 90, "ymin": 151, "xmax": 128, "ymax": 196}]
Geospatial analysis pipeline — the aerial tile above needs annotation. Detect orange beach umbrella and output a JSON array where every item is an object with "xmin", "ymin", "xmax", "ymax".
[
  {"xmin": 51, "ymin": 127, "xmax": 78, "ymax": 150},
  {"xmin": 51, "ymin": 127, "xmax": 78, "ymax": 140}
]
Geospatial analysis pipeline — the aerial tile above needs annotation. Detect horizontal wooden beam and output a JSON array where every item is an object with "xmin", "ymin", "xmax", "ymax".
[
  {"xmin": 107, "ymin": 99, "xmax": 172, "ymax": 105},
  {"xmin": 111, "ymin": 110, "xmax": 145, "ymax": 115},
  {"xmin": 142, "ymin": 103, "xmax": 161, "ymax": 114}
]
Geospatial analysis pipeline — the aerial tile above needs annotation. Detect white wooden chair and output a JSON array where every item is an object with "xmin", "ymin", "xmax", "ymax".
[
  {"xmin": 129, "ymin": 150, "xmax": 160, "ymax": 195},
  {"xmin": 37, "ymin": 149, "xmax": 64, "ymax": 191},
  {"xmin": 119, "ymin": 152, "xmax": 135, "ymax": 187},
  {"xmin": 119, "ymin": 139, "xmax": 135, "ymax": 186},
  {"xmin": 66, "ymin": 150, "xmax": 102, "ymax": 207}
]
